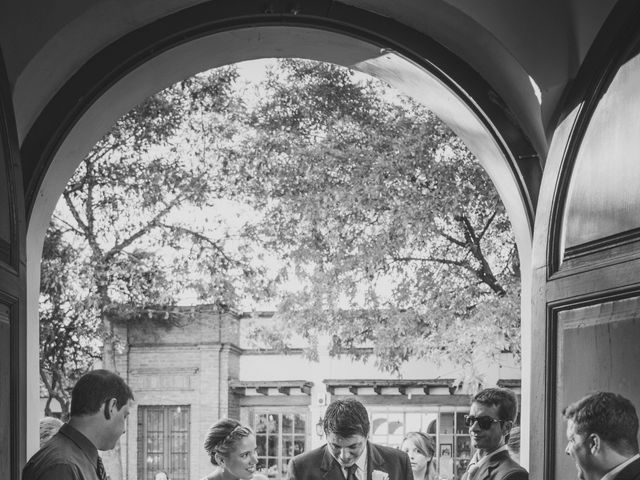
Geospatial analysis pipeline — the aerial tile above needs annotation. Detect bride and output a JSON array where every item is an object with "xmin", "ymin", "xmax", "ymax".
[{"xmin": 201, "ymin": 418, "xmax": 269, "ymax": 480}]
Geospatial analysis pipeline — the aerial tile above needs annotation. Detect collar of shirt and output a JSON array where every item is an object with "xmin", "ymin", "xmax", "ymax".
[
  {"xmin": 601, "ymin": 454, "xmax": 640, "ymax": 480},
  {"xmin": 341, "ymin": 444, "xmax": 368, "ymax": 480},
  {"xmin": 59, "ymin": 423, "xmax": 100, "ymax": 466},
  {"xmin": 469, "ymin": 445, "xmax": 509, "ymax": 471}
]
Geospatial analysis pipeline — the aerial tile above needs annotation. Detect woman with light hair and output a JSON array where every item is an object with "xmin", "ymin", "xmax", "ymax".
[
  {"xmin": 39, "ymin": 417, "xmax": 63, "ymax": 446},
  {"xmin": 201, "ymin": 418, "xmax": 268, "ymax": 480},
  {"xmin": 400, "ymin": 431, "xmax": 438, "ymax": 480}
]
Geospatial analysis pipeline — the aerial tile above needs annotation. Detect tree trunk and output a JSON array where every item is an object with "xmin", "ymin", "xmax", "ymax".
[
  {"xmin": 99, "ymin": 280, "xmax": 125, "ymax": 480},
  {"xmin": 100, "ymin": 332, "xmax": 125, "ymax": 480}
]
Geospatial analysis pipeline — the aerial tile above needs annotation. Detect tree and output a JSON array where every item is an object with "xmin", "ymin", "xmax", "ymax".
[
  {"xmin": 40, "ymin": 227, "xmax": 100, "ymax": 418},
  {"xmin": 226, "ymin": 59, "xmax": 520, "ymax": 380},
  {"xmin": 54, "ymin": 67, "xmax": 266, "ymax": 366},
  {"xmin": 44, "ymin": 58, "xmax": 520, "ymax": 422},
  {"xmin": 48, "ymin": 67, "xmax": 270, "ymax": 480}
]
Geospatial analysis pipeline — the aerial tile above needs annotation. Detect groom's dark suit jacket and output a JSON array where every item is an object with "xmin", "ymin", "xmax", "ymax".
[{"xmin": 286, "ymin": 441, "xmax": 413, "ymax": 480}]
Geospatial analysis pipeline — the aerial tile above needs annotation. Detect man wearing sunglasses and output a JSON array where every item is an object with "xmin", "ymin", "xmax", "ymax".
[
  {"xmin": 462, "ymin": 387, "xmax": 528, "ymax": 480},
  {"xmin": 563, "ymin": 392, "xmax": 640, "ymax": 480}
]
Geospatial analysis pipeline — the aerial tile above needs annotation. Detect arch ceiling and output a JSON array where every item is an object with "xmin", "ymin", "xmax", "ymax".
[
  {"xmin": 0, "ymin": 0, "xmax": 621, "ymax": 230},
  {"xmin": 0, "ymin": 0, "xmax": 620, "ymax": 228},
  {"xmin": 0, "ymin": 0, "xmax": 618, "ymax": 163}
]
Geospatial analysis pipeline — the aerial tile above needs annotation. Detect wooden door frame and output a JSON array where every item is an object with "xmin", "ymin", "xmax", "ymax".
[
  {"xmin": 530, "ymin": 3, "xmax": 640, "ymax": 478},
  {"xmin": 0, "ymin": 46, "xmax": 27, "ymax": 480}
]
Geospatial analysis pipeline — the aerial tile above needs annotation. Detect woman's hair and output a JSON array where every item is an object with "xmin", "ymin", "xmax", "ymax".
[
  {"xmin": 401, "ymin": 432, "xmax": 438, "ymax": 480},
  {"xmin": 204, "ymin": 418, "xmax": 254, "ymax": 465},
  {"xmin": 39, "ymin": 416, "xmax": 64, "ymax": 446}
]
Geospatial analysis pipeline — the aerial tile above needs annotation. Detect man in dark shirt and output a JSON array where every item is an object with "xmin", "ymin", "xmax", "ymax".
[{"xmin": 23, "ymin": 369, "xmax": 134, "ymax": 480}]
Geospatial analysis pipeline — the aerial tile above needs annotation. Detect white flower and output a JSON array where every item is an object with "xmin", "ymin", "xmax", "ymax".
[{"xmin": 372, "ymin": 470, "xmax": 390, "ymax": 480}]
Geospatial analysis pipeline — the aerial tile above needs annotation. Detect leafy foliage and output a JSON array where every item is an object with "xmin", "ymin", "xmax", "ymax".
[
  {"xmin": 39, "ymin": 227, "xmax": 100, "ymax": 417},
  {"xmin": 43, "ymin": 67, "xmax": 269, "ymax": 480},
  {"xmin": 42, "ymin": 59, "xmax": 521, "ymax": 414},
  {"xmin": 232, "ymin": 60, "xmax": 520, "ymax": 375},
  {"xmin": 46, "ymin": 66, "xmax": 267, "ymax": 394}
]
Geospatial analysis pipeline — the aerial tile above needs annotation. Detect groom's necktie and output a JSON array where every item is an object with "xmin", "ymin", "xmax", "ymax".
[{"xmin": 346, "ymin": 464, "xmax": 358, "ymax": 480}]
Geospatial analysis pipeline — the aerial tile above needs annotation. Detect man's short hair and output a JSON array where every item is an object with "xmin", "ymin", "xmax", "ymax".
[
  {"xmin": 70, "ymin": 369, "xmax": 134, "ymax": 417},
  {"xmin": 323, "ymin": 398, "xmax": 370, "ymax": 437},
  {"xmin": 563, "ymin": 391, "xmax": 639, "ymax": 455},
  {"xmin": 472, "ymin": 387, "xmax": 519, "ymax": 423}
]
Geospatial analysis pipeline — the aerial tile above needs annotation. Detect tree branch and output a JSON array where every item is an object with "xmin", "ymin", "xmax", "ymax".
[
  {"xmin": 434, "ymin": 228, "xmax": 467, "ymax": 248},
  {"xmin": 158, "ymin": 223, "xmax": 243, "ymax": 267},
  {"xmin": 454, "ymin": 214, "xmax": 505, "ymax": 295},
  {"xmin": 51, "ymin": 214, "xmax": 86, "ymax": 238},
  {"xmin": 103, "ymin": 194, "xmax": 189, "ymax": 262},
  {"xmin": 390, "ymin": 255, "xmax": 477, "ymax": 275},
  {"xmin": 62, "ymin": 191, "xmax": 102, "ymax": 257},
  {"xmin": 478, "ymin": 209, "xmax": 498, "ymax": 242}
]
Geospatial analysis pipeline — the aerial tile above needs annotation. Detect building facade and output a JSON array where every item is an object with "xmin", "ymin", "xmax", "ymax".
[{"xmin": 114, "ymin": 307, "xmax": 521, "ymax": 480}]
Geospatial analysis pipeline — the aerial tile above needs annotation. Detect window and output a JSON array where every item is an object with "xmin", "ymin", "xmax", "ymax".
[
  {"xmin": 251, "ymin": 410, "xmax": 308, "ymax": 478},
  {"xmin": 368, "ymin": 407, "xmax": 471, "ymax": 480},
  {"xmin": 138, "ymin": 405, "xmax": 190, "ymax": 480}
]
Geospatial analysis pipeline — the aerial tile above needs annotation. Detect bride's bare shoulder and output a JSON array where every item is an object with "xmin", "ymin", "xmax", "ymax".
[{"xmin": 199, "ymin": 470, "xmax": 222, "ymax": 480}]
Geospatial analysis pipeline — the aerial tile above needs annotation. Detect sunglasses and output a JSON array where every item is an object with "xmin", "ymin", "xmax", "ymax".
[{"xmin": 463, "ymin": 415, "xmax": 502, "ymax": 430}]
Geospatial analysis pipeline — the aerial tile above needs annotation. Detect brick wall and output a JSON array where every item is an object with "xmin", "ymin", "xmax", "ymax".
[{"xmin": 115, "ymin": 307, "xmax": 242, "ymax": 480}]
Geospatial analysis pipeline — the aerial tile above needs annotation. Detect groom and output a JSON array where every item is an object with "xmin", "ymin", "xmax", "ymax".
[{"xmin": 287, "ymin": 398, "xmax": 413, "ymax": 480}]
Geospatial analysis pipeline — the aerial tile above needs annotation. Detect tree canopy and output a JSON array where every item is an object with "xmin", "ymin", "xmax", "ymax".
[
  {"xmin": 52, "ymin": 68, "xmax": 269, "ymax": 370},
  {"xmin": 230, "ymin": 60, "xmax": 519, "ymax": 378},
  {"xmin": 43, "ymin": 58, "xmax": 520, "ymax": 409},
  {"xmin": 39, "ymin": 227, "xmax": 100, "ymax": 417}
]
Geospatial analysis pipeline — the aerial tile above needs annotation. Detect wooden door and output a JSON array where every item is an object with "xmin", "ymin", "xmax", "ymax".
[
  {"xmin": 0, "ymin": 47, "xmax": 27, "ymax": 480},
  {"xmin": 530, "ymin": 11, "xmax": 640, "ymax": 480}
]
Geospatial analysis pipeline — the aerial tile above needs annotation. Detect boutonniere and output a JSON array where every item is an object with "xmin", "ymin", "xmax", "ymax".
[{"xmin": 372, "ymin": 470, "xmax": 389, "ymax": 480}]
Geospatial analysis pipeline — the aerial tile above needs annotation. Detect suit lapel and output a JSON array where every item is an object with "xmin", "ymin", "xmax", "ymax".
[
  {"xmin": 321, "ymin": 446, "xmax": 345, "ymax": 480},
  {"xmin": 474, "ymin": 450, "xmax": 509, "ymax": 480},
  {"xmin": 368, "ymin": 442, "xmax": 388, "ymax": 480},
  {"xmin": 321, "ymin": 442, "xmax": 386, "ymax": 480}
]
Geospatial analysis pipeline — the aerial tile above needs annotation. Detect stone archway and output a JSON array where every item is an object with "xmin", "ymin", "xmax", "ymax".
[{"xmin": 24, "ymin": 21, "xmax": 535, "ymax": 463}]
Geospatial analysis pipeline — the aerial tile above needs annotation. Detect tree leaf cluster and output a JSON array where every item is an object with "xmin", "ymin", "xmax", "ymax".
[
  {"xmin": 228, "ymin": 60, "xmax": 520, "ymax": 374},
  {"xmin": 47, "ymin": 66, "xmax": 267, "ymax": 382},
  {"xmin": 40, "ymin": 227, "xmax": 100, "ymax": 417},
  {"xmin": 42, "ymin": 58, "xmax": 521, "ymax": 415}
]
